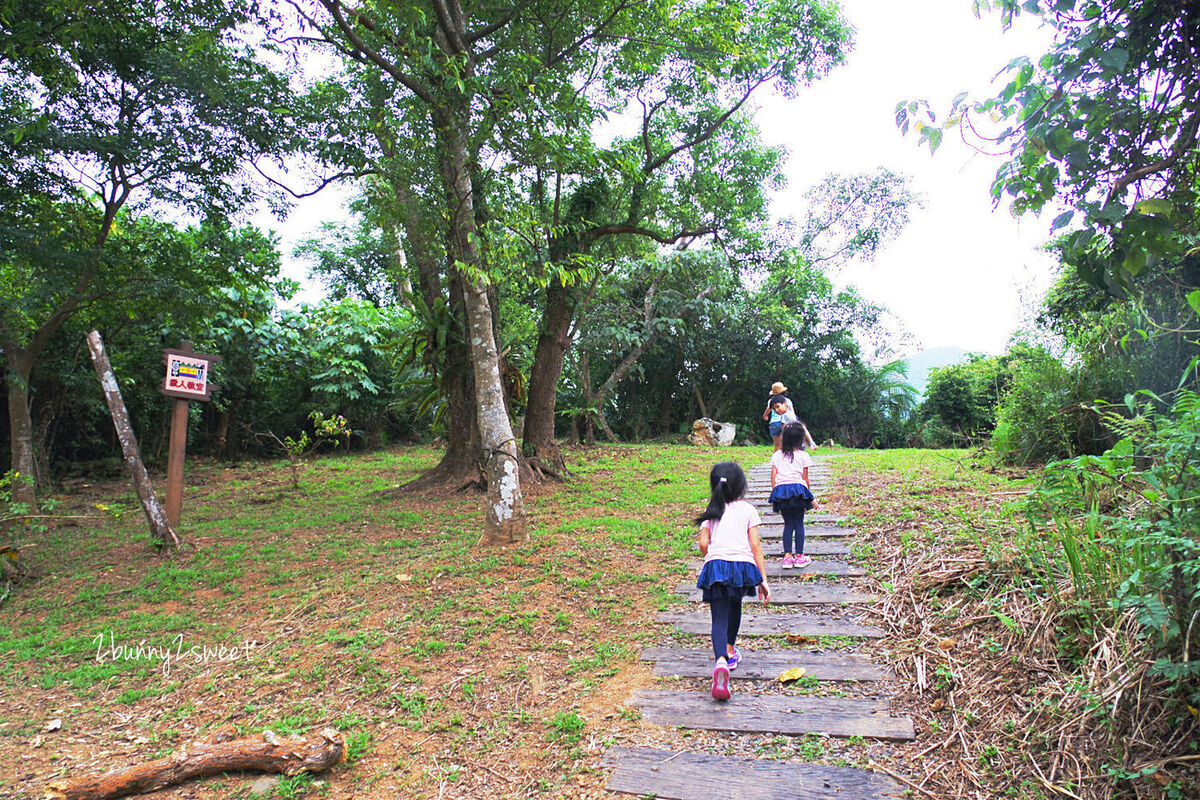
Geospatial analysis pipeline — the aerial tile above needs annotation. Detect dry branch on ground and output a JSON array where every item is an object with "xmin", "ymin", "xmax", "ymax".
[{"xmin": 43, "ymin": 728, "xmax": 344, "ymax": 800}]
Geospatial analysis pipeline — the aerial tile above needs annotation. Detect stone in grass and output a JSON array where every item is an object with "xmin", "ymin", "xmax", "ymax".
[
  {"xmin": 249, "ymin": 776, "xmax": 281, "ymax": 796},
  {"xmin": 688, "ymin": 418, "xmax": 735, "ymax": 447}
]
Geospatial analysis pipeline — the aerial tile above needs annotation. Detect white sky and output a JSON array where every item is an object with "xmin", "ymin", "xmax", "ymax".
[
  {"xmin": 260, "ymin": 0, "xmax": 1063, "ymax": 356},
  {"xmin": 756, "ymin": 0, "xmax": 1062, "ymax": 356}
]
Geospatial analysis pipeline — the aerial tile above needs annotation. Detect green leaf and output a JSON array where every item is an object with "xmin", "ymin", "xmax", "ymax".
[
  {"xmin": 1186, "ymin": 289, "xmax": 1200, "ymax": 319},
  {"xmin": 1135, "ymin": 198, "xmax": 1173, "ymax": 217},
  {"xmin": 1123, "ymin": 246, "xmax": 1147, "ymax": 276},
  {"xmin": 1050, "ymin": 210, "xmax": 1073, "ymax": 231},
  {"xmin": 992, "ymin": 610, "xmax": 1018, "ymax": 631},
  {"xmin": 1108, "ymin": 437, "xmax": 1133, "ymax": 459},
  {"xmin": 1099, "ymin": 48, "xmax": 1129, "ymax": 72},
  {"xmin": 1068, "ymin": 228, "xmax": 1095, "ymax": 252},
  {"xmin": 1099, "ymin": 202, "xmax": 1126, "ymax": 223}
]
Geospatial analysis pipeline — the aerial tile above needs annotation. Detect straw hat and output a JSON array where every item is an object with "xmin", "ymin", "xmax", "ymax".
[{"xmin": 770, "ymin": 381, "xmax": 787, "ymax": 395}]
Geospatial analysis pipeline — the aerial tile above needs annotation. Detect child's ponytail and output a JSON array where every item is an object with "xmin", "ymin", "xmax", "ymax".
[{"xmin": 694, "ymin": 461, "xmax": 747, "ymax": 525}]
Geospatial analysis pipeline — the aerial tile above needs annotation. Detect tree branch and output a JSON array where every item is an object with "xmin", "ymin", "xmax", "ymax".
[
  {"xmin": 581, "ymin": 224, "xmax": 715, "ymax": 245},
  {"xmin": 467, "ymin": 9, "xmax": 519, "ymax": 44},
  {"xmin": 316, "ymin": 0, "xmax": 439, "ymax": 106},
  {"xmin": 644, "ymin": 73, "xmax": 773, "ymax": 175},
  {"xmin": 251, "ymin": 159, "xmax": 365, "ymax": 198},
  {"xmin": 1106, "ymin": 107, "xmax": 1200, "ymax": 204}
]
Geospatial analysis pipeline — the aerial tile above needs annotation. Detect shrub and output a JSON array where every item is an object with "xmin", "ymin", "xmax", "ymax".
[{"xmin": 1024, "ymin": 391, "xmax": 1200, "ymax": 707}]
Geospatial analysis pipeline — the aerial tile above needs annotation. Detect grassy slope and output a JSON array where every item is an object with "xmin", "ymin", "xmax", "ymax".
[
  {"xmin": 1, "ymin": 444, "xmax": 744, "ymax": 799},
  {"xmin": 5, "ymin": 445, "xmax": 1190, "ymax": 800}
]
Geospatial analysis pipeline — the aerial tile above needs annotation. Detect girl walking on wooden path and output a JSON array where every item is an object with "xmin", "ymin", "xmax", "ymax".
[
  {"xmin": 769, "ymin": 423, "xmax": 817, "ymax": 569},
  {"xmin": 695, "ymin": 462, "xmax": 771, "ymax": 701}
]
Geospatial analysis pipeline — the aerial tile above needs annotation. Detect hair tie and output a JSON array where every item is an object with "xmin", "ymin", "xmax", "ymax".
[{"xmin": 718, "ymin": 477, "xmax": 727, "ymax": 483}]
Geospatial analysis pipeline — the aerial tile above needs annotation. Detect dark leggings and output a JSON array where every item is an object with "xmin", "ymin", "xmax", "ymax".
[
  {"xmin": 781, "ymin": 506, "xmax": 806, "ymax": 555},
  {"xmin": 709, "ymin": 595, "xmax": 744, "ymax": 661}
]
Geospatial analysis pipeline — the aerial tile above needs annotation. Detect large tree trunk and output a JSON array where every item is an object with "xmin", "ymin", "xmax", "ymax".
[
  {"xmin": 4, "ymin": 346, "xmax": 37, "ymax": 508},
  {"xmin": 522, "ymin": 278, "xmax": 572, "ymax": 477},
  {"xmin": 382, "ymin": 146, "xmax": 484, "ymax": 491},
  {"xmin": 441, "ymin": 113, "xmax": 526, "ymax": 545}
]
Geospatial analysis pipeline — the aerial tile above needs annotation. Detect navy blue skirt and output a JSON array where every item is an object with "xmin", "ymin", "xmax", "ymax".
[
  {"xmin": 697, "ymin": 559, "xmax": 763, "ymax": 602},
  {"xmin": 769, "ymin": 482, "xmax": 814, "ymax": 512}
]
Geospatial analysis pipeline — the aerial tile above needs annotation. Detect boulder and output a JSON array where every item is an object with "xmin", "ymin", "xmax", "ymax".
[{"xmin": 688, "ymin": 418, "xmax": 736, "ymax": 447}]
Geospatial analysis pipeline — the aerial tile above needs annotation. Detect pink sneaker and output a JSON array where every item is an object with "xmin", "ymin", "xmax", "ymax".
[
  {"xmin": 794, "ymin": 554, "xmax": 812, "ymax": 569},
  {"xmin": 711, "ymin": 663, "xmax": 731, "ymax": 701},
  {"xmin": 782, "ymin": 554, "xmax": 796, "ymax": 569}
]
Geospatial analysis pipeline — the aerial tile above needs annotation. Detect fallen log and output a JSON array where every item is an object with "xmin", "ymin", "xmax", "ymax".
[{"xmin": 44, "ymin": 728, "xmax": 344, "ymax": 800}]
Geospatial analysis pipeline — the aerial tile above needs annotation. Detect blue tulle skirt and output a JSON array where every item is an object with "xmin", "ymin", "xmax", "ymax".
[
  {"xmin": 769, "ymin": 482, "xmax": 814, "ymax": 512},
  {"xmin": 697, "ymin": 559, "xmax": 763, "ymax": 602}
]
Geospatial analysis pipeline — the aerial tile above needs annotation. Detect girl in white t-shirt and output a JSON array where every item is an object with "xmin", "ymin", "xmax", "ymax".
[
  {"xmin": 768, "ymin": 423, "xmax": 817, "ymax": 569},
  {"xmin": 695, "ymin": 461, "xmax": 771, "ymax": 701}
]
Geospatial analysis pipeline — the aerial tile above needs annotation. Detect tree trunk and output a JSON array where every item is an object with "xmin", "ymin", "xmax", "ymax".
[
  {"xmin": 4, "ymin": 346, "xmax": 37, "ymax": 508},
  {"xmin": 403, "ymin": 276, "xmax": 485, "ymax": 491},
  {"xmin": 693, "ymin": 385, "xmax": 709, "ymax": 418},
  {"xmin": 523, "ymin": 278, "xmax": 572, "ymax": 477},
  {"xmin": 384, "ymin": 142, "xmax": 483, "ymax": 492},
  {"xmin": 441, "ymin": 113, "xmax": 526, "ymax": 545},
  {"xmin": 85, "ymin": 331, "xmax": 180, "ymax": 548}
]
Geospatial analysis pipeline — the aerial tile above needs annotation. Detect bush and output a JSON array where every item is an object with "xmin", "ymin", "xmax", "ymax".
[
  {"xmin": 992, "ymin": 346, "xmax": 1114, "ymax": 465},
  {"xmin": 1024, "ymin": 391, "xmax": 1200, "ymax": 707},
  {"xmin": 918, "ymin": 355, "xmax": 1006, "ymax": 444}
]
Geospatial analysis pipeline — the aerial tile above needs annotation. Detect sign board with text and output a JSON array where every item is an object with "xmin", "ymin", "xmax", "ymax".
[{"xmin": 161, "ymin": 347, "xmax": 220, "ymax": 401}]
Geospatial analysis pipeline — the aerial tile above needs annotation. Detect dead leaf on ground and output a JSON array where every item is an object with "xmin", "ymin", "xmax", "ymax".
[
  {"xmin": 777, "ymin": 667, "xmax": 807, "ymax": 683},
  {"xmin": 785, "ymin": 634, "xmax": 816, "ymax": 645}
]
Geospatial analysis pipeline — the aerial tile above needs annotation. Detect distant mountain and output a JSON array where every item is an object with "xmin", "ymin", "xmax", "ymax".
[{"xmin": 903, "ymin": 346, "xmax": 970, "ymax": 398}]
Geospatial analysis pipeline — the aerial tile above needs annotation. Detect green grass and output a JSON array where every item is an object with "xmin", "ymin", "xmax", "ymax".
[{"xmin": 1, "ymin": 443, "xmax": 796, "ymax": 797}]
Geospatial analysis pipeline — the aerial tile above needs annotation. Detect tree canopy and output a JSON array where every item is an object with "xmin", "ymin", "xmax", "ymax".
[{"xmin": 899, "ymin": 0, "xmax": 1199, "ymax": 295}]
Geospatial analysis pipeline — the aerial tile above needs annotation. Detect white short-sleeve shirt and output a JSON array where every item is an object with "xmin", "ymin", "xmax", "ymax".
[
  {"xmin": 702, "ymin": 500, "xmax": 762, "ymax": 565},
  {"xmin": 771, "ymin": 449, "xmax": 813, "ymax": 486}
]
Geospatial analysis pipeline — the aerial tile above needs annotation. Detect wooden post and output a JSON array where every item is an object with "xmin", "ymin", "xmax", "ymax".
[
  {"xmin": 159, "ymin": 342, "xmax": 220, "ymax": 532},
  {"xmin": 165, "ymin": 398, "xmax": 188, "ymax": 528},
  {"xmin": 85, "ymin": 331, "xmax": 180, "ymax": 548}
]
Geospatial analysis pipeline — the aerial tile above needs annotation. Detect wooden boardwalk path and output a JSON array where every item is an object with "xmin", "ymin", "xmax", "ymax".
[{"xmin": 604, "ymin": 460, "xmax": 910, "ymax": 799}]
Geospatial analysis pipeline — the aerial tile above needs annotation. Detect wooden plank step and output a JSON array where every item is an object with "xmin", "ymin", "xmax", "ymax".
[
  {"xmin": 762, "ymin": 560, "xmax": 863, "ymax": 577},
  {"xmin": 694, "ymin": 539, "xmax": 849, "ymax": 556},
  {"xmin": 758, "ymin": 524, "xmax": 856, "ymax": 538},
  {"xmin": 631, "ymin": 690, "xmax": 916, "ymax": 740},
  {"xmin": 657, "ymin": 610, "xmax": 883, "ymax": 638},
  {"xmin": 755, "ymin": 510, "xmax": 849, "ymax": 524},
  {"xmin": 763, "ymin": 540, "xmax": 850, "ymax": 556},
  {"xmin": 675, "ymin": 582, "xmax": 872, "ymax": 605},
  {"xmin": 690, "ymin": 559, "xmax": 865, "ymax": 577},
  {"xmin": 603, "ymin": 746, "xmax": 904, "ymax": 800},
  {"xmin": 641, "ymin": 647, "xmax": 889, "ymax": 681}
]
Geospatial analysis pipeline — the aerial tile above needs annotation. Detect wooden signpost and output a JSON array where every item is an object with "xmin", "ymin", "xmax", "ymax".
[{"xmin": 160, "ymin": 343, "xmax": 220, "ymax": 529}]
